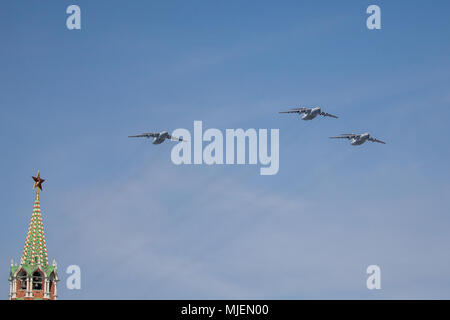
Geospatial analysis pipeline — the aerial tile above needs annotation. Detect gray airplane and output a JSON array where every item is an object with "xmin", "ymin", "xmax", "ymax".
[
  {"xmin": 279, "ymin": 106, "xmax": 338, "ymax": 120},
  {"xmin": 330, "ymin": 133, "xmax": 386, "ymax": 146},
  {"xmin": 128, "ymin": 131, "xmax": 185, "ymax": 144}
]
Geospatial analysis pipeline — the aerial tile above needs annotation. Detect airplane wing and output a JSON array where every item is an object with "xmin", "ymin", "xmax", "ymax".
[
  {"xmin": 128, "ymin": 132, "xmax": 159, "ymax": 138},
  {"xmin": 169, "ymin": 135, "xmax": 186, "ymax": 142},
  {"xmin": 329, "ymin": 134, "xmax": 358, "ymax": 139},
  {"xmin": 279, "ymin": 107, "xmax": 308, "ymax": 114},
  {"xmin": 368, "ymin": 137, "xmax": 386, "ymax": 144},
  {"xmin": 320, "ymin": 111, "xmax": 338, "ymax": 118}
]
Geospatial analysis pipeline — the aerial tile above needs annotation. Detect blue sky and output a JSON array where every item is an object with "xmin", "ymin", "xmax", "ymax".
[{"xmin": 1, "ymin": 0, "xmax": 450, "ymax": 299}]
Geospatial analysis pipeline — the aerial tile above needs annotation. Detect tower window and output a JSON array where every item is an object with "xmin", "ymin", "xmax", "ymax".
[
  {"xmin": 32, "ymin": 271, "xmax": 43, "ymax": 290},
  {"xmin": 18, "ymin": 271, "xmax": 27, "ymax": 290}
]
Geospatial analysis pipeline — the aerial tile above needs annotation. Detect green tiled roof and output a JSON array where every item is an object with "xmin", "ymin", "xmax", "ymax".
[
  {"xmin": 10, "ymin": 260, "xmax": 56, "ymax": 280},
  {"xmin": 21, "ymin": 193, "xmax": 49, "ymax": 266}
]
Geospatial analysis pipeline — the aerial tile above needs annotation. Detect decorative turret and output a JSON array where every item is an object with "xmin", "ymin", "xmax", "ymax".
[{"xmin": 9, "ymin": 171, "xmax": 59, "ymax": 300}]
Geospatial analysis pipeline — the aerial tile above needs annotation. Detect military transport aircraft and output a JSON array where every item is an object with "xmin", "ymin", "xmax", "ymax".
[
  {"xmin": 329, "ymin": 133, "xmax": 386, "ymax": 146},
  {"xmin": 128, "ymin": 131, "xmax": 185, "ymax": 144},
  {"xmin": 279, "ymin": 107, "xmax": 338, "ymax": 120}
]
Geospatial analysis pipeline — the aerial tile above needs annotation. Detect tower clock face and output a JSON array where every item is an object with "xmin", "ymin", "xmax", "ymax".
[{"xmin": 3, "ymin": 1, "xmax": 450, "ymax": 302}]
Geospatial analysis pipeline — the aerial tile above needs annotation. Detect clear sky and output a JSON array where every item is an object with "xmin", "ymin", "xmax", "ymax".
[{"xmin": 1, "ymin": 0, "xmax": 450, "ymax": 299}]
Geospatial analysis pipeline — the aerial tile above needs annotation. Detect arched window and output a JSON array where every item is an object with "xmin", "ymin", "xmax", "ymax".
[
  {"xmin": 32, "ymin": 271, "xmax": 43, "ymax": 290},
  {"xmin": 18, "ymin": 270, "xmax": 27, "ymax": 290}
]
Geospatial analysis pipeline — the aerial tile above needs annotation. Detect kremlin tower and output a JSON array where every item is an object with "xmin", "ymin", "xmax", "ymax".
[{"xmin": 8, "ymin": 172, "xmax": 59, "ymax": 300}]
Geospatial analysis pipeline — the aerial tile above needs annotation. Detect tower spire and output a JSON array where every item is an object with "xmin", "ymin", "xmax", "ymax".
[{"xmin": 22, "ymin": 171, "xmax": 49, "ymax": 266}]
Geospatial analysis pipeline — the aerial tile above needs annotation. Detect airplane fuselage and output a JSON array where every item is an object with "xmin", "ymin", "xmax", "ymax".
[
  {"xmin": 153, "ymin": 131, "xmax": 170, "ymax": 144},
  {"xmin": 350, "ymin": 133, "xmax": 370, "ymax": 145},
  {"xmin": 301, "ymin": 107, "xmax": 321, "ymax": 120}
]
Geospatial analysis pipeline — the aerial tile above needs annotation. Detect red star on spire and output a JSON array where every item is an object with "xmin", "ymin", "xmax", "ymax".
[{"xmin": 32, "ymin": 171, "xmax": 45, "ymax": 191}]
